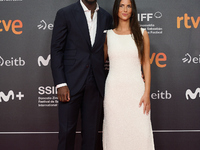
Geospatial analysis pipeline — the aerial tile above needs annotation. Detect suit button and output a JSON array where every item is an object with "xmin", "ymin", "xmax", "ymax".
[{"xmin": 86, "ymin": 65, "xmax": 89, "ymax": 68}]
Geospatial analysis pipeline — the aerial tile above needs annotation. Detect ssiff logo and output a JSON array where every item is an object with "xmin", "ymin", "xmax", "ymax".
[
  {"xmin": 38, "ymin": 54, "xmax": 51, "ymax": 66},
  {"xmin": 139, "ymin": 11, "xmax": 163, "ymax": 35},
  {"xmin": 0, "ymin": 90, "xmax": 24, "ymax": 102},
  {"xmin": 138, "ymin": 11, "xmax": 162, "ymax": 21},
  {"xmin": 0, "ymin": 20, "xmax": 23, "ymax": 34},
  {"xmin": 38, "ymin": 86, "xmax": 57, "ymax": 95},
  {"xmin": 186, "ymin": 88, "xmax": 200, "ymax": 100},
  {"xmin": 177, "ymin": 13, "xmax": 200, "ymax": 28},
  {"xmin": 182, "ymin": 53, "xmax": 200, "ymax": 64}
]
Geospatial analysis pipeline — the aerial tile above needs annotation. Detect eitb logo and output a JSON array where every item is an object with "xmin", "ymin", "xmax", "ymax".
[{"xmin": 0, "ymin": 56, "xmax": 25, "ymax": 67}]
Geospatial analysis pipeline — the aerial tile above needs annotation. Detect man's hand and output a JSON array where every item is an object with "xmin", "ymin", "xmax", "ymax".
[{"xmin": 57, "ymin": 86, "xmax": 70, "ymax": 102}]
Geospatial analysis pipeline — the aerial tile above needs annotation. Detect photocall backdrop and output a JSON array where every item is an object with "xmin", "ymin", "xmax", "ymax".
[{"xmin": 0, "ymin": 0, "xmax": 200, "ymax": 150}]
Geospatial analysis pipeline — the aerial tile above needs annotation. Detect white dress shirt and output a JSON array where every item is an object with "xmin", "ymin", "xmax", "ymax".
[
  {"xmin": 56, "ymin": 0, "xmax": 99, "ymax": 89},
  {"xmin": 80, "ymin": 0, "xmax": 99, "ymax": 46}
]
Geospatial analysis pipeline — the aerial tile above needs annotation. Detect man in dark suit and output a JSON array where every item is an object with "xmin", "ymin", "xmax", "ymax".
[{"xmin": 51, "ymin": 0, "xmax": 112, "ymax": 149}]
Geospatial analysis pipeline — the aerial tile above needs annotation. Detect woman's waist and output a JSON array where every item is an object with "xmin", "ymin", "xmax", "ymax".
[{"xmin": 107, "ymin": 70, "xmax": 143, "ymax": 79}]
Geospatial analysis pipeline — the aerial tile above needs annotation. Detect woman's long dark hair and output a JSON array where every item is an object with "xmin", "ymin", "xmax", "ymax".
[{"xmin": 113, "ymin": 0, "xmax": 144, "ymax": 63}]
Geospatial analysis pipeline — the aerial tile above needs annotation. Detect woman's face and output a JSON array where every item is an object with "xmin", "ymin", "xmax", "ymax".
[{"xmin": 118, "ymin": 0, "xmax": 132, "ymax": 21}]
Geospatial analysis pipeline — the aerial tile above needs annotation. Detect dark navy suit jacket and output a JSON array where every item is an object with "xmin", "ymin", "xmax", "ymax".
[{"xmin": 51, "ymin": 1, "xmax": 112, "ymax": 97}]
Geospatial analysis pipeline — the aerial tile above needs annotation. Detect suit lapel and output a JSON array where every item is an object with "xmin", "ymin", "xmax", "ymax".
[
  {"xmin": 93, "ymin": 9, "xmax": 104, "ymax": 49},
  {"xmin": 74, "ymin": 1, "xmax": 91, "ymax": 47}
]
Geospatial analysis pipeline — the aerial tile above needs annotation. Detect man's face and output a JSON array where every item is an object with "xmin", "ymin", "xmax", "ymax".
[{"xmin": 84, "ymin": 0, "xmax": 97, "ymax": 5}]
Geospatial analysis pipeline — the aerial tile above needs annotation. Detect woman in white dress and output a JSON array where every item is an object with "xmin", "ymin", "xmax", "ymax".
[{"xmin": 103, "ymin": 0, "xmax": 155, "ymax": 149}]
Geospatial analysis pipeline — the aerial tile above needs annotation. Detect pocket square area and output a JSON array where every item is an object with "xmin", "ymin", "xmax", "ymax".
[{"xmin": 103, "ymin": 30, "xmax": 108, "ymax": 33}]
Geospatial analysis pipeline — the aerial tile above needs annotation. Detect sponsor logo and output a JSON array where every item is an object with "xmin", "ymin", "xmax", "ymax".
[
  {"xmin": 38, "ymin": 86, "xmax": 57, "ymax": 95},
  {"xmin": 105, "ymin": 52, "xmax": 167, "ymax": 69},
  {"xmin": 0, "ymin": 20, "xmax": 23, "ymax": 34},
  {"xmin": 138, "ymin": 13, "xmax": 153, "ymax": 22},
  {"xmin": 139, "ymin": 11, "xmax": 163, "ymax": 35},
  {"xmin": 38, "ymin": 54, "xmax": 51, "ymax": 67},
  {"xmin": 154, "ymin": 12, "xmax": 162, "ymax": 19},
  {"xmin": 138, "ymin": 12, "xmax": 162, "ymax": 22},
  {"xmin": 182, "ymin": 53, "xmax": 200, "ymax": 64},
  {"xmin": 177, "ymin": 13, "xmax": 200, "ymax": 28},
  {"xmin": 0, "ymin": 56, "xmax": 25, "ymax": 67},
  {"xmin": 151, "ymin": 90, "xmax": 172, "ymax": 100},
  {"xmin": 37, "ymin": 20, "xmax": 53, "ymax": 30},
  {"xmin": 0, "ymin": 90, "xmax": 24, "ymax": 102},
  {"xmin": 150, "ymin": 52, "xmax": 167, "ymax": 68},
  {"xmin": 38, "ymin": 86, "xmax": 58, "ymax": 107},
  {"xmin": 186, "ymin": 88, "xmax": 200, "ymax": 100}
]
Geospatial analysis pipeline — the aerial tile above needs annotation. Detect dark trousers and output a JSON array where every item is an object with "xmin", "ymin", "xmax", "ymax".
[{"xmin": 57, "ymin": 70, "xmax": 103, "ymax": 150}]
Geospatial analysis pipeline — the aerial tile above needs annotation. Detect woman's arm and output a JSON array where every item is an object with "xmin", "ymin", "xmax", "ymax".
[{"xmin": 139, "ymin": 30, "xmax": 151, "ymax": 115}]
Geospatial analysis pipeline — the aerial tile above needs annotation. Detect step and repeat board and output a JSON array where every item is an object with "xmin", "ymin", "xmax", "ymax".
[{"xmin": 0, "ymin": 0, "xmax": 200, "ymax": 149}]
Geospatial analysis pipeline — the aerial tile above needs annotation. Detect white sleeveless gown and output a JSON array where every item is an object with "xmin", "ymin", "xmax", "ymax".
[{"xmin": 103, "ymin": 29, "xmax": 155, "ymax": 150}]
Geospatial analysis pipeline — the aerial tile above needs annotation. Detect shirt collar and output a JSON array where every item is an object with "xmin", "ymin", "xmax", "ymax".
[{"xmin": 80, "ymin": 0, "xmax": 99, "ymax": 12}]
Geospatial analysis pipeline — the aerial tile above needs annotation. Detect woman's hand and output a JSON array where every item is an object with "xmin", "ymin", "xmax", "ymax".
[{"xmin": 139, "ymin": 94, "xmax": 151, "ymax": 115}]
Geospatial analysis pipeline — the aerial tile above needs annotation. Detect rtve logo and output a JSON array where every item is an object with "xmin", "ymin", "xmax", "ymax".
[
  {"xmin": 186, "ymin": 88, "xmax": 200, "ymax": 100},
  {"xmin": 0, "ymin": 56, "xmax": 25, "ymax": 67},
  {"xmin": 38, "ymin": 54, "xmax": 51, "ymax": 66},
  {"xmin": 0, "ymin": 20, "xmax": 23, "ymax": 34},
  {"xmin": 177, "ymin": 13, "xmax": 200, "ymax": 28},
  {"xmin": 0, "ymin": 90, "xmax": 24, "ymax": 102},
  {"xmin": 182, "ymin": 53, "xmax": 200, "ymax": 64},
  {"xmin": 150, "ymin": 52, "xmax": 167, "ymax": 68}
]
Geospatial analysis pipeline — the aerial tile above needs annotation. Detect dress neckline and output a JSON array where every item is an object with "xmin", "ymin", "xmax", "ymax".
[{"xmin": 111, "ymin": 29, "xmax": 131, "ymax": 36}]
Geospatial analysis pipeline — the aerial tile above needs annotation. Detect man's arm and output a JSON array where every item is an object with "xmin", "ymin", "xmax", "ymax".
[
  {"xmin": 51, "ymin": 9, "xmax": 70, "ymax": 102},
  {"xmin": 51, "ymin": 9, "xmax": 68, "ymax": 86}
]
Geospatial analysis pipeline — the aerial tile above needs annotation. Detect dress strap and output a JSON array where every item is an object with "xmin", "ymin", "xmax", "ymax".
[{"xmin": 141, "ymin": 28, "xmax": 146, "ymax": 35}]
